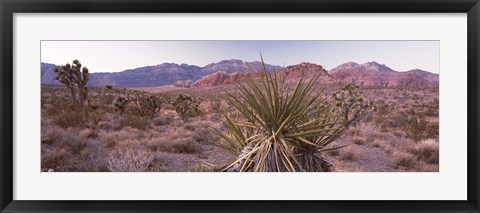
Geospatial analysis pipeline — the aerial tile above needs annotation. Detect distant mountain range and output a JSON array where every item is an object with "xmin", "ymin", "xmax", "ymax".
[
  {"xmin": 329, "ymin": 61, "xmax": 439, "ymax": 87},
  {"xmin": 41, "ymin": 59, "xmax": 438, "ymax": 88},
  {"xmin": 41, "ymin": 59, "xmax": 282, "ymax": 87}
]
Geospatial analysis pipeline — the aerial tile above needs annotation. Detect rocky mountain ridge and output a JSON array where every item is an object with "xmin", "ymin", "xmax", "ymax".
[
  {"xmin": 41, "ymin": 60, "xmax": 438, "ymax": 88},
  {"xmin": 41, "ymin": 59, "xmax": 282, "ymax": 88},
  {"xmin": 330, "ymin": 62, "xmax": 438, "ymax": 87}
]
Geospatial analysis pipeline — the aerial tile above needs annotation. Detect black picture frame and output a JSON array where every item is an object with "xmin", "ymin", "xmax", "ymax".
[{"xmin": 1, "ymin": 0, "xmax": 479, "ymax": 212}]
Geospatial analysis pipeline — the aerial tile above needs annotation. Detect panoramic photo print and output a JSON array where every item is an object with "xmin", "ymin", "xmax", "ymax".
[{"xmin": 41, "ymin": 40, "xmax": 439, "ymax": 172}]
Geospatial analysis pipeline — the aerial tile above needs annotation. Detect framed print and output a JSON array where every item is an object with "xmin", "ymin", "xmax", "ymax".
[{"xmin": 1, "ymin": 0, "xmax": 479, "ymax": 212}]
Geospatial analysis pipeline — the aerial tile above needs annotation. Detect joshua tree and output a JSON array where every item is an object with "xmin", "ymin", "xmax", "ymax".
[
  {"xmin": 212, "ymin": 57, "xmax": 354, "ymax": 172},
  {"xmin": 114, "ymin": 97, "xmax": 129, "ymax": 116},
  {"xmin": 54, "ymin": 59, "xmax": 90, "ymax": 122},
  {"xmin": 332, "ymin": 83, "xmax": 375, "ymax": 126},
  {"xmin": 172, "ymin": 94, "xmax": 201, "ymax": 121},
  {"xmin": 131, "ymin": 91, "xmax": 163, "ymax": 118}
]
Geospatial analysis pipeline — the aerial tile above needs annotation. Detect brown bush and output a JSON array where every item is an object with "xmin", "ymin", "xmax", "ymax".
[
  {"xmin": 340, "ymin": 146, "xmax": 362, "ymax": 162},
  {"xmin": 116, "ymin": 114, "xmax": 151, "ymax": 130},
  {"xmin": 107, "ymin": 149, "xmax": 154, "ymax": 172},
  {"xmin": 408, "ymin": 139, "xmax": 439, "ymax": 164},
  {"xmin": 393, "ymin": 151, "xmax": 416, "ymax": 170},
  {"xmin": 41, "ymin": 127, "xmax": 64, "ymax": 144},
  {"xmin": 171, "ymin": 138, "xmax": 202, "ymax": 154},
  {"xmin": 54, "ymin": 110, "xmax": 83, "ymax": 129},
  {"xmin": 400, "ymin": 115, "xmax": 438, "ymax": 142},
  {"xmin": 153, "ymin": 116, "xmax": 173, "ymax": 126}
]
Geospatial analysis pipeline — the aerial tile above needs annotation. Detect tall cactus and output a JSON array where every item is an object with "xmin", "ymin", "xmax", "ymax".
[{"xmin": 54, "ymin": 59, "xmax": 90, "ymax": 122}]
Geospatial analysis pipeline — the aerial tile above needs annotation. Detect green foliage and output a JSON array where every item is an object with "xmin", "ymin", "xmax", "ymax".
[
  {"xmin": 212, "ymin": 56, "xmax": 351, "ymax": 172},
  {"xmin": 172, "ymin": 94, "xmax": 201, "ymax": 121},
  {"xmin": 53, "ymin": 59, "xmax": 90, "ymax": 122}
]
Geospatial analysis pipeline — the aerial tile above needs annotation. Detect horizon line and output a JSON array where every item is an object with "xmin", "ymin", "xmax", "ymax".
[{"xmin": 40, "ymin": 59, "xmax": 435, "ymax": 74}]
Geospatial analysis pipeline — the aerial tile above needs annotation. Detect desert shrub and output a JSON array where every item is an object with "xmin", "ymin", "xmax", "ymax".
[
  {"xmin": 423, "ymin": 104, "xmax": 439, "ymax": 117},
  {"xmin": 158, "ymin": 137, "xmax": 202, "ymax": 154},
  {"xmin": 42, "ymin": 133, "xmax": 108, "ymax": 172},
  {"xmin": 172, "ymin": 94, "xmax": 201, "ymax": 121},
  {"xmin": 89, "ymin": 107, "xmax": 107, "ymax": 125},
  {"xmin": 54, "ymin": 109, "xmax": 84, "ymax": 129},
  {"xmin": 41, "ymin": 127, "xmax": 64, "ymax": 144},
  {"xmin": 195, "ymin": 162, "xmax": 217, "ymax": 172},
  {"xmin": 72, "ymin": 139, "xmax": 109, "ymax": 172},
  {"xmin": 97, "ymin": 121, "xmax": 114, "ymax": 130},
  {"xmin": 426, "ymin": 122, "xmax": 439, "ymax": 139},
  {"xmin": 90, "ymin": 105, "xmax": 99, "ymax": 111},
  {"xmin": 213, "ymin": 58, "xmax": 356, "ymax": 172},
  {"xmin": 352, "ymin": 138, "xmax": 365, "ymax": 145},
  {"xmin": 62, "ymin": 134, "xmax": 88, "ymax": 155},
  {"xmin": 192, "ymin": 126, "xmax": 213, "ymax": 144},
  {"xmin": 79, "ymin": 128, "xmax": 97, "ymax": 140},
  {"xmin": 340, "ymin": 151, "xmax": 358, "ymax": 162},
  {"xmin": 131, "ymin": 91, "xmax": 163, "ymax": 118},
  {"xmin": 327, "ymin": 149, "xmax": 340, "ymax": 156},
  {"xmin": 208, "ymin": 100, "xmax": 225, "ymax": 114},
  {"xmin": 116, "ymin": 114, "xmax": 151, "ymax": 130},
  {"xmin": 171, "ymin": 138, "xmax": 202, "ymax": 154},
  {"xmin": 332, "ymin": 83, "xmax": 376, "ymax": 126},
  {"xmin": 400, "ymin": 115, "xmax": 438, "ymax": 142},
  {"xmin": 107, "ymin": 149, "xmax": 154, "ymax": 172},
  {"xmin": 103, "ymin": 139, "xmax": 117, "ymax": 149},
  {"xmin": 358, "ymin": 122, "xmax": 380, "ymax": 143},
  {"xmin": 408, "ymin": 139, "xmax": 439, "ymax": 164},
  {"xmin": 42, "ymin": 148, "xmax": 70, "ymax": 171},
  {"xmin": 184, "ymin": 124, "xmax": 196, "ymax": 131},
  {"xmin": 339, "ymin": 145, "xmax": 362, "ymax": 162},
  {"xmin": 393, "ymin": 151, "xmax": 416, "ymax": 170},
  {"xmin": 153, "ymin": 116, "xmax": 173, "ymax": 126},
  {"xmin": 114, "ymin": 97, "xmax": 129, "ymax": 116}
]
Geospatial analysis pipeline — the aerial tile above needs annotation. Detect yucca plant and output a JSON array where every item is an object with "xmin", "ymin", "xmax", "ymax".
[{"xmin": 213, "ymin": 56, "xmax": 349, "ymax": 172}]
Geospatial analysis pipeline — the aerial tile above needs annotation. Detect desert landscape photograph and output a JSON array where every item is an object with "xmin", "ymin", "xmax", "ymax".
[{"xmin": 41, "ymin": 40, "xmax": 439, "ymax": 172}]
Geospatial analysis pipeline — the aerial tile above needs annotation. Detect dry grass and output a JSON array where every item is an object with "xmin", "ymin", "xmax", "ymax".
[
  {"xmin": 41, "ymin": 85, "xmax": 438, "ymax": 172},
  {"xmin": 107, "ymin": 149, "xmax": 154, "ymax": 172}
]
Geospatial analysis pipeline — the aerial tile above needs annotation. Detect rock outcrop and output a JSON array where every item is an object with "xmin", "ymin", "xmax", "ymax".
[
  {"xmin": 330, "ymin": 62, "xmax": 438, "ymax": 87},
  {"xmin": 173, "ymin": 80, "xmax": 195, "ymax": 88}
]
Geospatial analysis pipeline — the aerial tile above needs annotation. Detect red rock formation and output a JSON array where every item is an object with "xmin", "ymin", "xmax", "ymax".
[
  {"xmin": 173, "ymin": 80, "xmax": 195, "ymax": 88},
  {"xmin": 194, "ymin": 71, "xmax": 231, "ymax": 87},
  {"xmin": 193, "ymin": 62, "xmax": 333, "ymax": 87},
  {"xmin": 282, "ymin": 62, "xmax": 334, "ymax": 83}
]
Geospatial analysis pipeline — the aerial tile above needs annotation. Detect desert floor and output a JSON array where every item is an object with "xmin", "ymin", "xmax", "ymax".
[{"xmin": 41, "ymin": 84, "xmax": 439, "ymax": 172}]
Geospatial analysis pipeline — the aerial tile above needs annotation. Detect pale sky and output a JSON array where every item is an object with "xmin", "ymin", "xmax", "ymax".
[{"xmin": 41, "ymin": 41, "xmax": 439, "ymax": 74}]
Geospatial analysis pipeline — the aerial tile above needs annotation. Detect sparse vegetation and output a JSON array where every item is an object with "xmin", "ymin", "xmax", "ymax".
[
  {"xmin": 400, "ymin": 115, "xmax": 437, "ymax": 142},
  {"xmin": 131, "ymin": 91, "xmax": 163, "ymax": 118},
  {"xmin": 212, "ymin": 58, "xmax": 370, "ymax": 172},
  {"xmin": 41, "ymin": 57, "xmax": 438, "ymax": 172},
  {"xmin": 53, "ymin": 59, "xmax": 90, "ymax": 122},
  {"xmin": 172, "ymin": 94, "xmax": 201, "ymax": 121},
  {"xmin": 107, "ymin": 149, "xmax": 154, "ymax": 172}
]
